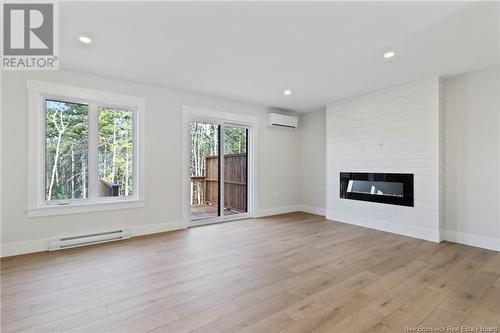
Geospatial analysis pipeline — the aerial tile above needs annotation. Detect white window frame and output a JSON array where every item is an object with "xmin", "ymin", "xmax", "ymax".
[{"xmin": 26, "ymin": 80, "xmax": 146, "ymax": 217}]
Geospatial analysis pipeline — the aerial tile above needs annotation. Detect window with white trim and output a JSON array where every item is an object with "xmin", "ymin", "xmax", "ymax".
[
  {"xmin": 45, "ymin": 99, "xmax": 89, "ymax": 201},
  {"xmin": 27, "ymin": 81, "xmax": 145, "ymax": 216}
]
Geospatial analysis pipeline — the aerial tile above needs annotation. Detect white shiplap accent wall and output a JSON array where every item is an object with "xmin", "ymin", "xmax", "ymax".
[{"xmin": 326, "ymin": 78, "xmax": 442, "ymax": 242}]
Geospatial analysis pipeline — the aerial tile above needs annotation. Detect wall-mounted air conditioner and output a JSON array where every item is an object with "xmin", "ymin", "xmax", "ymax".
[{"xmin": 267, "ymin": 113, "xmax": 298, "ymax": 129}]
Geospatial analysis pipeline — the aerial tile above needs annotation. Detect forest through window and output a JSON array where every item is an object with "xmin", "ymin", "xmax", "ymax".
[
  {"xmin": 45, "ymin": 100, "xmax": 88, "ymax": 201},
  {"xmin": 98, "ymin": 108, "xmax": 134, "ymax": 197},
  {"xmin": 45, "ymin": 99, "xmax": 135, "ymax": 202}
]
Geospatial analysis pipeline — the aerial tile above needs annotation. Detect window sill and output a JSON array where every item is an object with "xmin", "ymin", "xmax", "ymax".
[{"xmin": 26, "ymin": 200, "xmax": 146, "ymax": 217}]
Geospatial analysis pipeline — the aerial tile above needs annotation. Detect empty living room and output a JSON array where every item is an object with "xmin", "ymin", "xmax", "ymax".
[{"xmin": 1, "ymin": 1, "xmax": 499, "ymax": 332}]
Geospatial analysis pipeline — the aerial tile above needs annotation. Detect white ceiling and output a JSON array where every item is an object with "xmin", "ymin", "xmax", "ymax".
[{"xmin": 60, "ymin": 2, "xmax": 499, "ymax": 112}]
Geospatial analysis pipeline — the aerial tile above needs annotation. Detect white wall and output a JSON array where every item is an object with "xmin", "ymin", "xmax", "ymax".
[
  {"xmin": 326, "ymin": 78, "xmax": 443, "ymax": 242},
  {"xmin": 298, "ymin": 109, "xmax": 326, "ymax": 215},
  {"xmin": 1, "ymin": 70, "xmax": 301, "ymax": 256},
  {"xmin": 3, "ymin": 68, "xmax": 497, "ymax": 256},
  {"xmin": 443, "ymin": 67, "xmax": 500, "ymax": 250}
]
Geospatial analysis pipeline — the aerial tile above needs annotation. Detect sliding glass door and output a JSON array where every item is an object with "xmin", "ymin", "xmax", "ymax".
[
  {"xmin": 189, "ymin": 121, "xmax": 248, "ymax": 223},
  {"xmin": 223, "ymin": 126, "xmax": 248, "ymax": 215},
  {"xmin": 190, "ymin": 121, "xmax": 220, "ymax": 220}
]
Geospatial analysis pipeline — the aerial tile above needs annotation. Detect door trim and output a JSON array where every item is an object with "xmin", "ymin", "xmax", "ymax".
[{"xmin": 181, "ymin": 106, "xmax": 257, "ymax": 227}]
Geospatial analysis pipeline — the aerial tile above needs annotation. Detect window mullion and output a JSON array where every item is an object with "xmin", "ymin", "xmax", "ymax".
[{"xmin": 88, "ymin": 104, "xmax": 98, "ymax": 200}]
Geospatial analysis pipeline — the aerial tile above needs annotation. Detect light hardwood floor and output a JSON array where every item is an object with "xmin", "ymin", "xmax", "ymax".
[{"xmin": 1, "ymin": 213, "xmax": 499, "ymax": 332}]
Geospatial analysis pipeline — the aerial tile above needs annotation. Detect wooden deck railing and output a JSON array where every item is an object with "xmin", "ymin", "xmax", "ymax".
[{"xmin": 98, "ymin": 178, "xmax": 119, "ymax": 197}]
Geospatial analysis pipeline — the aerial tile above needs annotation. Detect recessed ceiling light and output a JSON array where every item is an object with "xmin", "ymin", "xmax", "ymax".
[
  {"xmin": 283, "ymin": 90, "xmax": 292, "ymax": 96},
  {"xmin": 78, "ymin": 35, "xmax": 92, "ymax": 44},
  {"xmin": 383, "ymin": 50, "xmax": 396, "ymax": 59}
]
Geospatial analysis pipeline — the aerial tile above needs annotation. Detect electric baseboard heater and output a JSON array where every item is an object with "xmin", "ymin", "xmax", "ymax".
[{"xmin": 48, "ymin": 229, "xmax": 132, "ymax": 251}]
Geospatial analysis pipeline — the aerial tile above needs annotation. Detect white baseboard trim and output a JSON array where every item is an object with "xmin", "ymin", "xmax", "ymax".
[
  {"xmin": 1, "ymin": 220, "xmax": 187, "ymax": 258},
  {"xmin": 130, "ymin": 220, "xmax": 187, "ymax": 237},
  {"xmin": 326, "ymin": 211, "xmax": 440, "ymax": 243},
  {"xmin": 1, "ymin": 238, "xmax": 52, "ymax": 258},
  {"xmin": 443, "ymin": 230, "xmax": 500, "ymax": 252},
  {"xmin": 255, "ymin": 205, "xmax": 326, "ymax": 218},
  {"xmin": 297, "ymin": 205, "xmax": 326, "ymax": 216},
  {"xmin": 254, "ymin": 205, "xmax": 302, "ymax": 218}
]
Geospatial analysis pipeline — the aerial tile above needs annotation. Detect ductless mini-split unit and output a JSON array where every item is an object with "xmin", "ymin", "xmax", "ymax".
[
  {"xmin": 48, "ymin": 229, "xmax": 132, "ymax": 251},
  {"xmin": 267, "ymin": 113, "xmax": 298, "ymax": 129}
]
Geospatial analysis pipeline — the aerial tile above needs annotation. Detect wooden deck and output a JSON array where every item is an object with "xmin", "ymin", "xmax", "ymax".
[
  {"xmin": 1, "ymin": 213, "xmax": 499, "ymax": 332},
  {"xmin": 191, "ymin": 204, "xmax": 243, "ymax": 220}
]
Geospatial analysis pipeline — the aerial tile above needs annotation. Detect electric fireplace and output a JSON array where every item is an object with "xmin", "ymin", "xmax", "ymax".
[{"xmin": 340, "ymin": 172, "xmax": 414, "ymax": 207}]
